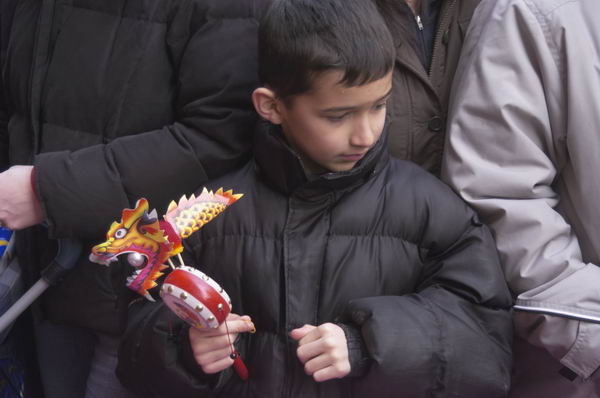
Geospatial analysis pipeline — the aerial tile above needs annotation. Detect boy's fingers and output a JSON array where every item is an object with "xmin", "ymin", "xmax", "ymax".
[
  {"xmin": 190, "ymin": 318, "xmax": 255, "ymax": 337},
  {"xmin": 297, "ymin": 326, "xmax": 322, "ymax": 346},
  {"xmin": 296, "ymin": 339, "xmax": 324, "ymax": 364},
  {"xmin": 303, "ymin": 352, "xmax": 330, "ymax": 375},
  {"xmin": 201, "ymin": 355, "xmax": 235, "ymax": 374},
  {"xmin": 223, "ymin": 318, "xmax": 255, "ymax": 335},
  {"xmin": 227, "ymin": 313, "xmax": 251, "ymax": 322},
  {"xmin": 194, "ymin": 346, "xmax": 233, "ymax": 367},
  {"xmin": 312, "ymin": 363, "xmax": 350, "ymax": 382},
  {"xmin": 191, "ymin": 333, "xmax": 235, "ymax": 354},
  {"xmin": 290, "ymin": 324, "xmax": 317, "ymax": 342},
  {"xmin": 190, "ymin": 318, "xmax": 254, "ymax": 358}
]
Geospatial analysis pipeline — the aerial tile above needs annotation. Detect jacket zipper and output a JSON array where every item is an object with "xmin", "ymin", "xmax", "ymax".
[
  {"xmin": 428, "ymin": 0, "xmax": 456, "ymax": 76},
  {"xmin": 282, "ymin": 198, "xmax": 293, "ymax": 398},
  {"xmin": 414, "ymin": 15, "xmax": 428, "ymax": 67},
  {"xmin": 416, "ymin": 15, "xmax": 424, "ymax": 31}
]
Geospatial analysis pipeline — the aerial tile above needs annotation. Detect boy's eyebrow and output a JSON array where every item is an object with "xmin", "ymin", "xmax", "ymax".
[{"xmin": 320, "ymin": 88, "xmax": 393, "ymax": 113}]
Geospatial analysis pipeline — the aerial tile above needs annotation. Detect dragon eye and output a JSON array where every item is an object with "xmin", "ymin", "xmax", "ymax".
[{"xmin": 114, "ymin": 228, "xmax": 127, "ymax": 239}]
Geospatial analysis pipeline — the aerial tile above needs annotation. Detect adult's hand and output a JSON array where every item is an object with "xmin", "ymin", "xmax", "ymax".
[
  {"xmin": 290, "ymin": 323, "xmax": 351, "ymax": 382},
  {"xmin": 0, "ymin": 165, "xmax": 43, "ymax": 229}
]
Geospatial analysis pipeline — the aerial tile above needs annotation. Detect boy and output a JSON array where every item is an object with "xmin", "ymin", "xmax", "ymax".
[{"xmin": 117, "ymin": 0, "xmax": 513, "ymax": 396}]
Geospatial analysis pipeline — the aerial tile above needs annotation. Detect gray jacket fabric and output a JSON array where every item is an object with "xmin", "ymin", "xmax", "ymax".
[{"xmin": 442, "ymin": 0, "xmax": 600, "ymax": 396}]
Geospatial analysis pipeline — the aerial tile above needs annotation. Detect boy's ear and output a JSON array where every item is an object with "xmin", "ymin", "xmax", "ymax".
[{"xmin": 252, "ymin": 87, "xmax": 284, "ymax": 125}]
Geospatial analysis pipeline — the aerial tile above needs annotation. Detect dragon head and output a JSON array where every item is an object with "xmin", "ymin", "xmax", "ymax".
[
  {"xmin": 90, "ymin": 189, "xmax": 242, "ymax": 301},
  {"xmin": 90, "ymin": 198, "xmax": 179, "ymax": 301}
]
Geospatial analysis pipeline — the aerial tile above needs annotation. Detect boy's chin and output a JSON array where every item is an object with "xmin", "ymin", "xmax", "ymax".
[
  {"xmin": 322, "ymin": 162, "xmax": 357, "ymax": 173},
  {"xmin": 303, "ymin": 158, "xmax": 356, "ymax": 174}
]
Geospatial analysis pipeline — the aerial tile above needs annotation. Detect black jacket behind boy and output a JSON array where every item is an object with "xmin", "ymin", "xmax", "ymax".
[{"xmin": 117, "ymin": 122, "xmax": 513, "ymax": 397}]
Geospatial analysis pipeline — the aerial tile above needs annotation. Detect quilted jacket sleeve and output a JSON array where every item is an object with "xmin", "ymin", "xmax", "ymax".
[
  {"xmin": 116, "ymin": 246, "xmax": 240, "ymax": 398},
  {"xmin": 0, "ymin": 79, "xmax": 7, "ymax": 171},
  {"xmin": 33, "ymin": 0, "xmax": 260, "ymax": 239},
  {"xmin": 0, "ymin": 0, "xmax": 16, "ymax": 170},
  {"xmin": 116, "ymin": 298, "xmax": 236, "ymax": 398},
  {"xmin": 344, "ymin": 173, "xmax": 513, "ymax": 398}
]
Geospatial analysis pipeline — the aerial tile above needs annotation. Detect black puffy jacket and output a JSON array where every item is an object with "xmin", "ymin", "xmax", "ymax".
[
  {"xmin": 117, "ymin": 123, "xmax": 513, "ymax": 398},
  {"xmin": 0, "ymin": 0, "xmax": 262, "ymax": 333}
]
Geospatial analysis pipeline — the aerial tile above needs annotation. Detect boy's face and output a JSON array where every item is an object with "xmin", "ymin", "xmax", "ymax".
[{"xmin": 277, "ymin": 70, "xmax": 392, "ymax": 174}]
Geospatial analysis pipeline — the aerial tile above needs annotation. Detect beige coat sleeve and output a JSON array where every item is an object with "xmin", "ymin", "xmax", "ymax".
[{"xmin": 442, "ymin": 0, "xmax": 600, "ymax": 378}]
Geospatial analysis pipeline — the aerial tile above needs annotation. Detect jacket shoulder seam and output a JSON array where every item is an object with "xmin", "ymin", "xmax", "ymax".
[{"xmin": 521, "ymin": 0, "xmax": 573, "ymax": 78}]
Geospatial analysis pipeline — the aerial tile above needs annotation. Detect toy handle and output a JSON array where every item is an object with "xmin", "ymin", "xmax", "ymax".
[{"xmin": 231, "ymin": 350, "xmax": 249, "ymax": 380}]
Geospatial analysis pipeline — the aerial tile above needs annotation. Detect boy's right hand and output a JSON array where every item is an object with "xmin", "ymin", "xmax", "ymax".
[{"xmin": 189, "ymin": 313, "xmax": 254, "ymax": 374}]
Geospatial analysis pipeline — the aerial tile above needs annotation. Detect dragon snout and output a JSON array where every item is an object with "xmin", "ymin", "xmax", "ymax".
[
  {"xmin": 92, "ymin": 245, "xmax": 107, "ymax": 254},
  {"xmin": 91, "ymin": 238, "xmax": 115, "ymax": 255},
  {"xmin": 89, "ymin": 241, "xmax": 119, "ymax": 266}
]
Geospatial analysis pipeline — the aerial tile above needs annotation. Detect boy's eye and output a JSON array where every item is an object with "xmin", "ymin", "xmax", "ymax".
[
  {"xmin": 373, "ymin": 101, "xmax": 387, "ymax": 111},
  {"xmin": 325, "ymin": 113, "xmax": 348, "ymax": 122}
]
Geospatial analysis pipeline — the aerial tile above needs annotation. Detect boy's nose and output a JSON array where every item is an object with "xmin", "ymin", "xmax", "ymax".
[{"xmin": 350, "ymin": 118, "xmax": 377, "ymax": 148}]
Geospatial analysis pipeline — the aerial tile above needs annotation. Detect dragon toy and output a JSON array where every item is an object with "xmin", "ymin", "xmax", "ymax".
[
  {"xmin": 90, "ymin": 187, "xmax": 250, "ymax": 380},
  {"xmin": 90, "ymin": 188, "xmax": 242, "ymax": 300}
]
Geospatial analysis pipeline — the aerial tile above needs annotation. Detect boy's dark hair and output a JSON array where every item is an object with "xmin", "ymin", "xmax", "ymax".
[{"xmin": 258, "ymin": 0, "xmax": 395, "ymax": 101}]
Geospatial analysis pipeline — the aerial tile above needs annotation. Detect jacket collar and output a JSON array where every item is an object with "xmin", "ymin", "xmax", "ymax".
[{"xmin": 253, "ymin": 121, "xmax": 388, "ymax": 198}]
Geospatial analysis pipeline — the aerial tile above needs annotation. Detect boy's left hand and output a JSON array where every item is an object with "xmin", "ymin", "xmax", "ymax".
[{"xmin": 290, "ymin": 323, "xmax": 351, "ymax": 382}]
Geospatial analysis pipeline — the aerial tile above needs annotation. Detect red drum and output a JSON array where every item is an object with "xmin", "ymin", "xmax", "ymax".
[{"xmin": 160, "ymin": 266, "xmax": 232, "ymax": 329}]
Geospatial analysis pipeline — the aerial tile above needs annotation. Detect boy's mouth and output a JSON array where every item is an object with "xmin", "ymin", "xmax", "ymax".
[{"xmin": 341, "ymin": 152, "xmax": 367, "ymax": 161}]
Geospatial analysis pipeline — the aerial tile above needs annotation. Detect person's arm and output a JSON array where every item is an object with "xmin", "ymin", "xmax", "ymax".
[
  {"xmin": 0, "ymin": 2, "xmax": 40, "ymax": 227},
  {"xmin": 0, "ymin": 0, "xmax": 16, "ymax": 170},
  {"xmin": 29, "ymin": 0, "xmax": 259, "ymax": 239},
  {"xmin": 0, "ymin": 78, "xmax": 8, "ymax": 171},
  {"xmin": 442, "ymin": 0, "xmax": 600, "ymax": 379},
  {"xmin": 343, "ymin": 174, "xmax": 513, "ymax": 397},
  {"xmin": 117, "ymin": 299, "xmax": 237, "ymax": 398}
]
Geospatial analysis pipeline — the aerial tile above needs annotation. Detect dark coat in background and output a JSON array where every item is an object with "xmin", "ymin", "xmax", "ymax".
[
  {"xmin": 117, "ymin": 123, "xmax": 513, "ymax": 398},
  {"xmin": 0, "ymin": 0, "xmax": 262, "ymax": 334},
  {"xmin": 378, "ymin": 0, "xmax": 481, "ymax": 175}
]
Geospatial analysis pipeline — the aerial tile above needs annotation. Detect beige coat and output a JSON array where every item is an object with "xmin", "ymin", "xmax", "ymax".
[{"xmin": 443, "ymin": 0, "xmax": 600, "ymax": 396}]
